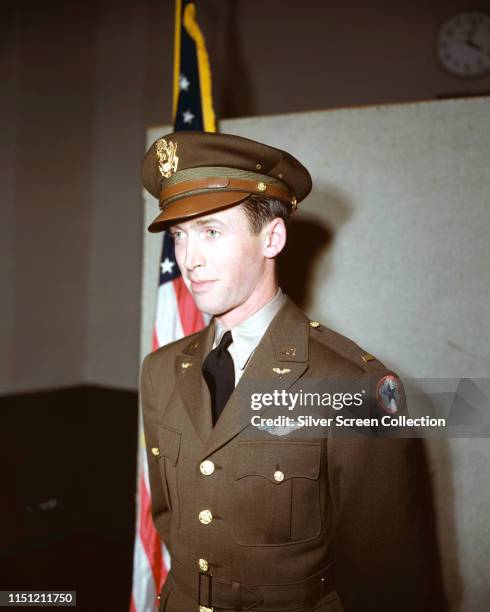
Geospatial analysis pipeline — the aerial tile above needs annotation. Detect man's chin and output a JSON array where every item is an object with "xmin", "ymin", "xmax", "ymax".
[
  {"xmin": 192, "ymin": 296, "xmax": 233, "ymax": 318},
  {"xmin": 191, "ymin": 296, "xmax": 222, "ymax": 316}
]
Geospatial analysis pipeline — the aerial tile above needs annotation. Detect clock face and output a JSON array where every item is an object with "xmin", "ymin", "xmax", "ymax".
[{"xmin": 437, "ymin": 10, "xmax": 490, "ymax": 78}]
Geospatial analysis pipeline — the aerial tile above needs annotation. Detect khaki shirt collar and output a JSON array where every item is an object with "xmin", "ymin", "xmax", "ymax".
[{"xmin": 213, "ymin": 287, "xmax": 287, "ymax": 371}]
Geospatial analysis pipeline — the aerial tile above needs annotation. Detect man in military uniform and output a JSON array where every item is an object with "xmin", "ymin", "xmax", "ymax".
[{"xmin": 140, "ymin": 131, "xmax": 444, "ymax": 611}]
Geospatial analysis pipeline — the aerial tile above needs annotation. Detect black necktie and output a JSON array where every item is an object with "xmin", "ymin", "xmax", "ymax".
[{"xmin": 202, "ymin": 331, "xmax": 235, "ymax": 426}]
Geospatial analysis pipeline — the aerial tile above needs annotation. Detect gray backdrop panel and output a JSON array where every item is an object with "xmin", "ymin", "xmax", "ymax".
[{"xmin": 142, "ymin": 97, "xmax": 490, "ymax": 611}]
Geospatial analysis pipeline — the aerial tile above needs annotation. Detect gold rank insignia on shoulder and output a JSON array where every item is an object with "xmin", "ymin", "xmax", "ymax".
[
  {"xmin": 362, "ymin": 353, "xmax": 376, "ymax": 363},
  {"xmin": 156, "ymin": 138, "xmax": 179, "ymax": 178},
  {"xmin": 181, "ymin": 360, "xmax": 192, "ymax": 369},
  {"xmin": 309, "ymin": 320, "xmax": 320, "ymax": 328}
]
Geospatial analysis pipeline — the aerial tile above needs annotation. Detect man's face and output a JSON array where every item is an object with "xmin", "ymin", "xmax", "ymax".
[{"xmin": 170, "ymin": 205, "xmax": 267, "ymax": 316}]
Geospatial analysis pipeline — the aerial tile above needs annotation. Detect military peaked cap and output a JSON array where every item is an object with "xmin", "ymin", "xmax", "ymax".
[{"xmin": 142, "ymin": 131, "xmax": 312, "ymax": 232}]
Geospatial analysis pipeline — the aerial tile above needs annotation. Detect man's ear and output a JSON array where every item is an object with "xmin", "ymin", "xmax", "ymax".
[{"xmin": 263, "ymin": 217, "xmax": 287, "ymax": 259}]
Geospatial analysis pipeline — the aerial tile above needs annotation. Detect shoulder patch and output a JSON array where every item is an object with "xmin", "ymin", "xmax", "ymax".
[{"xmin": 376, "ymin": 374, "xmax": 403, "ymax": 414}]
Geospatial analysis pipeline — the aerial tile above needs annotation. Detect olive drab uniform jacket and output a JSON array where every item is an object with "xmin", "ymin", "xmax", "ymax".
[{"xmin": 141, "ymin": 296, "xmax": 440, "ymax": 612}]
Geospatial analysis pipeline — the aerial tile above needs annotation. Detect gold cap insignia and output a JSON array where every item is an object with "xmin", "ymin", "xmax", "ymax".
[
  {"xmin": 156, "ymin": 138, "xmax": 179, "ymax": 178},
  {"xmin": 309, "ymin": 321, "xmax": 320, "ymax": 328}
]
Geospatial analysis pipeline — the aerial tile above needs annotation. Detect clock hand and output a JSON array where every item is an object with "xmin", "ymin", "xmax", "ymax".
[
  {"xmin": 465, "ymin": 20, "xmax": 478, "ymax": 45},
  {"xmin": 466, "ymin": 39, "xmax": 483, "ymax": 51},
  {"xmin": 464, "ymin": 19, "xmax": 485, "ymax": 52}
]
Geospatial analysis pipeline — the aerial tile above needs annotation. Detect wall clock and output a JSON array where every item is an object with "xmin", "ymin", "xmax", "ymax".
[{"xmin": 437, "ymin": 10, "xmax": 490, "ymax": 78}]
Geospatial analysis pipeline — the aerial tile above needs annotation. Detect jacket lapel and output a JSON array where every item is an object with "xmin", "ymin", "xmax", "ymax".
[
  {"xmin": 174, "ymin": 323, "xmax": 214, "ymax": 445},
  {"xmin": 200, "ymin": 297, "xmax": 310, "ymax": 460}
]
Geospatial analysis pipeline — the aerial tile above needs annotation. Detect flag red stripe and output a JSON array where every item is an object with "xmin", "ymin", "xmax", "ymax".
[
  {"xmin": 138, "ymin": 472, "xmax": 166, "ymax": 590},
  {"xmin": 152, "ymin": 326, "xmax": 160, "ymax": 352}
]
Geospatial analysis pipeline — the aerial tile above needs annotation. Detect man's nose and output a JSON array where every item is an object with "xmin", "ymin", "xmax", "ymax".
[{"xmin": 183, "ymin": 236, "xmax": 205, "ymax": 270}]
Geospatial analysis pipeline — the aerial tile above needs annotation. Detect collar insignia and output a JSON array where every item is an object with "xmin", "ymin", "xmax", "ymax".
[
  {"xmin": 281, "ymin": 345, "xmax": 296, "ymax": 357},
  {"xmin": 273, "ymin": 367, "xmax": 291, "ymax": 376}
]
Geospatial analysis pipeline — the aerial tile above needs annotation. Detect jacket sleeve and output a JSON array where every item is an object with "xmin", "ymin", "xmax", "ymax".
[
  {"xmin": 328, "ymin": 374, "xmax": 447, "ymax": 612},
  {"xmin": 140, "ymin": 353, "xmax": 171, "ymax": 546}
]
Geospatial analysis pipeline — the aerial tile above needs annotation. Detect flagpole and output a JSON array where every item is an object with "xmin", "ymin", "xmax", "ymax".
[{"xmin": 172, "ymin": 0, "xmax": 182, "ymax": 122}]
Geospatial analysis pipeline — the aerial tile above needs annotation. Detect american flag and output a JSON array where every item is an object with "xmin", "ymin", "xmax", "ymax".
[{"xmin": 129, "ymin": 0, "xmax": 216, "ymax": 610}]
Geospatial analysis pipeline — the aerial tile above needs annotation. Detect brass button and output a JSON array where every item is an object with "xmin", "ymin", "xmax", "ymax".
[
  {"xmin": 274, "ymin": 470, "xmax": 285, "ymax": 482},
  {"xmin": 256, "ymin": 163, "xmax": 262, "ymax": 170},
  {"xmin": 309, "ymin": 320, "xmax": 320, "ymax": 328},
  {"xmin": 257, "ymin": 181, "xmax": 267, "ymax": 192},
  {"xmin": 200, "ymin": 460, "xmax": 215, "ymax": 476},
  {"xmin": 151, "ymin": 447, "xmax": 160, "ymax": 457},
  {"xmin": 198, "ymin": 558, "xmax": 209, "ymax": 572},
  {"xmin": 199, "ymin": 509, "xmax": 213, "ymax": 524}
]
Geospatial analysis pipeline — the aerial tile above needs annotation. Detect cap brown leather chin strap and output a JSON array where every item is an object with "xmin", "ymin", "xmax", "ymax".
[{"xmin": 159, "ymin": 176, "xmax": 297, "ymax": 210}]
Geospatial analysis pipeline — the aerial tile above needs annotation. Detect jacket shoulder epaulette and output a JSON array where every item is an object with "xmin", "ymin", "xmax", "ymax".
[
  {"xmin": 307, "ymin": 319, "xmax": 388, "ymax": 375},
  {"xmin": 307, "ymin": 320, "xmax": 407, "ymax": 416},
  {"xmin": 145, "ymin": 328, "xmax": 204, "ymax": 363}
]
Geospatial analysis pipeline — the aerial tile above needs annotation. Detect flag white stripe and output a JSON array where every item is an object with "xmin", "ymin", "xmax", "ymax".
[
  {"xmin": 131, "ymin": 535, "xmax": 158, "ymax": 611},
  {"xmin": 154, "ymin": 282, "xmax": 184, "ymax": 346}
]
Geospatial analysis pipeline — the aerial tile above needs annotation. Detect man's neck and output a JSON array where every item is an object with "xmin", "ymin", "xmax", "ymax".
[{"xmin": 215, "ymin": 281, "xmax": 279, "ymax": 329}]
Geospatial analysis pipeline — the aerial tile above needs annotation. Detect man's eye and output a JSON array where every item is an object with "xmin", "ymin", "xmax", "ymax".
[
  {"xmin": 172, "ymin": 231, "xmax": 183, "ymax": 241},
  {"xmin": 206, "ymin": 229, "xmax": 219, "ymax": 238}
]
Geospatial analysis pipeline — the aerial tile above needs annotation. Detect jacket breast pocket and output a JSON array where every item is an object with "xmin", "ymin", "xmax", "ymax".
[
  {"xmin": 157, "ymin": 425, "xmax": 182, "ymax": 530},
  {"xmin": 233, "ymin": 441, "xmax": 322, "ymax": 546}
]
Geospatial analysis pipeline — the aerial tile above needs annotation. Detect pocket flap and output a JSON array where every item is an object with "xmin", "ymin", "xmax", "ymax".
[
  {"xmin": 235, "ymin": 441, "xmax": 321, "ymax": 483},
  {"xmin": 156, "ymin": 425, "xmax": 182, "ymax": 466}
]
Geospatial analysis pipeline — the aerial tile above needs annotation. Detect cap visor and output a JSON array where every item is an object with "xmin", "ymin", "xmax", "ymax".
[{"xmin": 147, "ymin": 190, "xmax": 250, "ymax": 233}]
